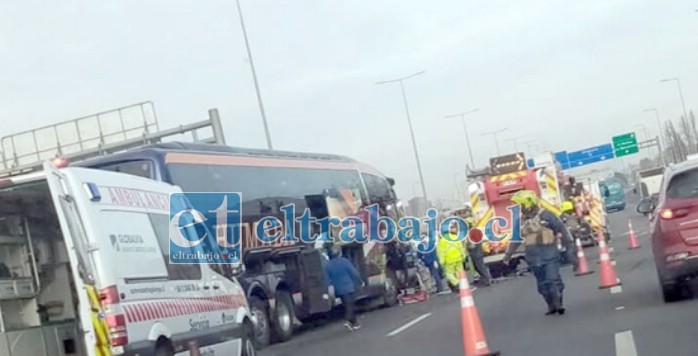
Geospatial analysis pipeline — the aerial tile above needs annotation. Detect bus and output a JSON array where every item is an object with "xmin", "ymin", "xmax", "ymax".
[
  {"xmin": 78, "ymin": 142, "xmax": 402, "ymax": 348},
  {"xmin": 599, "ymin": 179, "xmax": 626, "ymax": 212}
]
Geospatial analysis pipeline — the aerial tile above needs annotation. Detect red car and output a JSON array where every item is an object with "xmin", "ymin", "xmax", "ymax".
[{"xmin": 640, "ymin": 161, "xmax": 698, "ymax": 302}]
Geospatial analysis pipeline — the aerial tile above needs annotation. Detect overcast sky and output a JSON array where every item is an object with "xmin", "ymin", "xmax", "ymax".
[{"xmin": 1, "ymin": 0, "xmax": 697, "ymax": 201}]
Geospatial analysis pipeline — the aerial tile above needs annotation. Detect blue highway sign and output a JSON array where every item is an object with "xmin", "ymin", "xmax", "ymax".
[{"xmin": 566, "ymin": 144, "xmax": 614, "ymax": 167}]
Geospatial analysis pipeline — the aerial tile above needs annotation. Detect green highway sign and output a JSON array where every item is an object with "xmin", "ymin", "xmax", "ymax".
[{"xmin": 612, "ymin": 132, "xmax": 639, "ymax": 157}]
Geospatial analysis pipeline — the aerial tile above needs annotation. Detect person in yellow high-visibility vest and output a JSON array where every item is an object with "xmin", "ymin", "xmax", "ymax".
[{"xmin": 437, "ymin": 220, "xmax": 467, "ymax": 292}]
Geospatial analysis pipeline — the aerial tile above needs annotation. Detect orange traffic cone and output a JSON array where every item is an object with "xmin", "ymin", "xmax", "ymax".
[
  {"xmin": 574, "ymin": 238, "xmax": 594, "ymax": 276},
  {"xmin": 627, "ymin": 221, "xmax": 640, "ymax": 250},
  {"xmin": 458, "ymin": 270, "xmax": 499, "ymax": 356},
  {"xmin": 597, "ymin": 231, "xmax": 621, "ymax": 289}
]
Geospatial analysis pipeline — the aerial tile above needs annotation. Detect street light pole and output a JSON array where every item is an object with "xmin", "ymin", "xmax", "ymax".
[
  {"xmin": 661, "ymin": 77, "xmax": 689, "ymax": 120},
  {"xmin": 412, "ymin": 181, "xmax": 421, "ymax": 198},
  {"xmin": 635, "ymin": 123, "xmax": 652, "ymax": 158},
  {"xmin": 445, "ymin": 108, "xmax": 479, "ymax": 169},
  {"xmin": 377, "ymin": 71, "xmax": 428, "ymax": 201},
  {"xmin": 520, "ymin": 139, "xmax": 537, "ymax": 157},
  {"xmin": 482, "ymin": 128, "xmax": 508, "ymax": 156},
  {"xmin": 504, "ymin": 135, "xmax": 526, "ymax": 153},
  {"xmin": 235, "ymin": 0, "xmax": 273, "ymax": 149},
  {"xmin": 645, "ymin": 108, "xmax": 665, "ymax": 165},
  {"xmin": 453, "ymin": 172, "xmax": 462, "ymax": 200}
]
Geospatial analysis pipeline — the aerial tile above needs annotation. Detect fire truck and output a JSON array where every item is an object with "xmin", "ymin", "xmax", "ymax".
[{"xmin": 466, "ymin": 152, "xmax": 565, "ymax": 273}]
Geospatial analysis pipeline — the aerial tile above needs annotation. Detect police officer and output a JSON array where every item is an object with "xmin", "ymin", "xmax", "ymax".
[{"xmin": 503, "ymin": 190, "xmax": 571, "ymax": 315}]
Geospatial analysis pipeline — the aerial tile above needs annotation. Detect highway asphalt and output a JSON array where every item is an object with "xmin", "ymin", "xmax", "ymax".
[{"xmin": 260, "ymin": 195, "xmax": 698, "ymax": 356}]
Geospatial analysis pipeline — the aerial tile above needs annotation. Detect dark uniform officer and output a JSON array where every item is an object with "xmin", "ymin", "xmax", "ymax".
[{"xmin": 504, "ymin": 190, "xmax": 571, "ymax": 315}]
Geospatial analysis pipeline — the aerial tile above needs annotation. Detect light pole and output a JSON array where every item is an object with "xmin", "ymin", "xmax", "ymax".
[
  {"xmin": 644, "ymin": 108, "xmax": 665, "ymax": 164},
  {"xmin": 644, "ymin": 108, "xmax": 664, "ymax": 140},
  {"xmin": 504, "ymin": 135, "xmax": 526, "ymax": 153},
  {"xmin": 445, "ymin": 108, "xmax": 480, "ymax": 169},
  {"xmin": 481, "ymin": 128, "xmax": 508, "ymax": 156},
  {"xmin": 235, "ymin": 0, "xmax": 273, "ymax": 149},
  {"xmin": 635, "ymin": 124, "xmax": 650, "ymax": 141},
  {"xmin": 412, "ymin": 181, "xmax": 421, "ymax": 198},
  {"xmin": 635, "ymin": 123, "xmax": 652, "ymax": 158},
  {"xmin": 661, "ymin": 77, "xmax": 689, "ymax": 120},
  {"xmin": 520, "ymin": 139, "xmax": 538, "ymax": 157},
  {"xmin": 453, "ymin": 172, "xmax": 462, "ymax": 200},
  {"xmin": 377, "ymin": 71, "xmax": 428, "ymax": 201}
]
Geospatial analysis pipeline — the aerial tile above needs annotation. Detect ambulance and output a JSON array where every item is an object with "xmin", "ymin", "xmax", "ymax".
[{"xmin": 0, "ymin": 162, "xmax": 254, "ymax": 356}]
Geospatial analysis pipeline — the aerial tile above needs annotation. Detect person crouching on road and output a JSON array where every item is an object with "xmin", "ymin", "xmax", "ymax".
[
  {"xmin": 325, "ymin": 245, "xmax": 364, "ymax": 331},
  {"xmin": 438, "ymin": 220, "xmax": 467, "ymax": 292},
  {"xmin": 419, "ymin": 237, "xmax": 444, "ymax": 293},
  {"xmin": 464, "ymin": 217, "xmax": 493, "ymax": 287},
  {"xmin": 503, "ymin": 190, "xmax": 571, "ymax": 316}
]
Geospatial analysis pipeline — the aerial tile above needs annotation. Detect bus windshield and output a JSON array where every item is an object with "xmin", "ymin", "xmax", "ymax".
[{"xmin": 167, "ymin": 163, "xmax": 367, "ymax": 219}]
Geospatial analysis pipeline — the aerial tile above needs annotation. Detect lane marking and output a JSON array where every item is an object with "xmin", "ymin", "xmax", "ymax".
[
  {"xmin": 386, "ymin": 313, "xmax": 432, "ymax": 337},
  {"xmin": 615, "ymin": 306, "xmax": 625, "ymax": 311},
  {"xmin": 610, "ymin": 286, "xmax": 623, "ymax": 294},
  {"xmin": 615, "ymin": 330, "xmax": 638, "ymax": 356}
]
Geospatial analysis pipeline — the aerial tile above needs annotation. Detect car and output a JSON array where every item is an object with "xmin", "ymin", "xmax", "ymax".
[{"xmin": 639, "ymin": 160, "xmax": 698, "ymax": 302}]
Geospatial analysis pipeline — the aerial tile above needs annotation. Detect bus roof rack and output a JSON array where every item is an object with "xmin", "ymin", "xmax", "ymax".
[{"xmin": 0, "ymin": 102, "xmax": 226, "ymax": 177}]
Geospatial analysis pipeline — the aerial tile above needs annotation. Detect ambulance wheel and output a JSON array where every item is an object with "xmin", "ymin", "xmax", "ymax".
[
  {"xmin": 153, "ymin": 339, "xmax": 174, "ymax": 356},
  {"xmin": 272, "ymin": 291, "xmax": 294, "ymax": 343},
  {"xmin": 248, "ymin": 296, "xmax": 271, "ymax": 349},
  {"xmin": 242, "ymin": 319, "xmax": 257, "ymax": 356}
]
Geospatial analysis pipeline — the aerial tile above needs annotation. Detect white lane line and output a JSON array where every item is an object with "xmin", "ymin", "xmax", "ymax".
[
  {"xmin": 610, "ymin": 286, "xmax": 623, "ymax": 294},
  {"xmin": 615, "ymin": 306, "xmax": 625, "ymax": 311},
  {"xmin": 615, "ymin": 330, "xmax": 638, "ymax": 356},
  {"xmin": 386, "ymin": 313, "xmax": 432, "ymax": 337}
]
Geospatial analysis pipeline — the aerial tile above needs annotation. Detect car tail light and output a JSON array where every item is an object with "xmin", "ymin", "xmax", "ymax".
[
  {"xmin": 666, "ymin": 252, "xmax": 689, "ymax": 263},
  {"xmin": 99, "ymin": 286, "xmax": 128, "ymax": 346},
  {"xmin": 659, "ymin": 208, "xmax": 690, "ymax": 220}
]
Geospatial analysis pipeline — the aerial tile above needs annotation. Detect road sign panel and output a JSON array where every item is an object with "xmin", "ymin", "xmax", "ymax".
[
  {"xmin": 612, "ymin": 132, "xmax": 639, "ymax": 157},
  {"xmin": 566, "ymin": 144, "xmax": 614, "ymax": 167},
  {"xmin": 554, "ymin": 151, "xmax": 570, "ymax": 170},
  {"xmin": 490, "ymin": 152, "xmax": 527, "ymax": 175}
]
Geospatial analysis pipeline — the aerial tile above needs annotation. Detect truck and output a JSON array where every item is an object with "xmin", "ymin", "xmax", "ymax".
[
  {"xmin": 1, "ymin": 102, "xmax": 402, "ymax": 349},
  {"xmin": 637, "ymin": 167, "xmax": 665, "ymax": 199},
  {"xmin": 466, "ymin": 153, "xmax": 539, "ymax": 274},
  {"xmin": 529, "ymin": 152, "xmax": 564, "ymax": 216},
  {"xmin": 465, "ymin": 152, "xmax": 572, "ymax": 274}
]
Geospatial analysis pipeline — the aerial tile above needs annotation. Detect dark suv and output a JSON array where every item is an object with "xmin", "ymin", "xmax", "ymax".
[{"xmin": 640, "ymin": 161, "xmax": 698, "ymax": 302}]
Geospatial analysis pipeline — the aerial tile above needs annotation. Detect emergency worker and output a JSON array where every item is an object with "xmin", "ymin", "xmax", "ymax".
[
  {"xmin": 437, "ymin": 220, "xmax": 467, "ymax": 292},
  {"xmin": 503, "ymin": 190, "xmax": 571, "ymax": 315},
  {"xmin": 558, "ymin": 201, "xmax": 579, "ymax": 270},
  {"xmin": 464, "ymin": 217, "xmax": 492, "ymax": 286}
]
